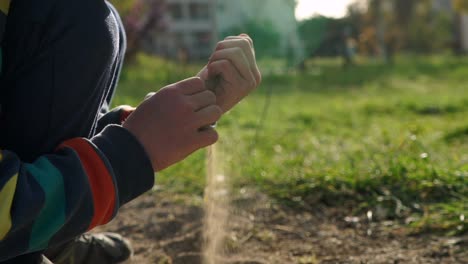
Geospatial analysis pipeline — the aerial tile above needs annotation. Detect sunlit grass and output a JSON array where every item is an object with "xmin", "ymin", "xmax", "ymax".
[{"xmin": 114, "ymin": 54, "xmax": 467, "ymax": 235}]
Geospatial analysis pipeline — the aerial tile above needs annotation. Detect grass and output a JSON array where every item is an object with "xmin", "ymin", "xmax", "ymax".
[{"xmin": 114, "ymin": 54, "xmax": 467, "ymax": 235}]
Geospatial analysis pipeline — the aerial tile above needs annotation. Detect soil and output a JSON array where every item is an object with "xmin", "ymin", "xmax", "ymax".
[{"xmin": 95, "ymin": 190, "xmax": 468, "ymax": 264}]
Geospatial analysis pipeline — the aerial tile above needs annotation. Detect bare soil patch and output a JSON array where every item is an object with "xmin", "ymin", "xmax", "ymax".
[{"xmin": 95, "ymin": 191, "xmax": 467, "ymax": 264}]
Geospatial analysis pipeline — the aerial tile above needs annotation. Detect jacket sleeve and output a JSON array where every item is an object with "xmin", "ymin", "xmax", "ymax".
[
  {"xmin": 0, "ymin": 125, "xmax": 153, "ymax": 262},
  {"xmin": 96, "ymin": 105, "xmax": 135, "ymax": 133}
]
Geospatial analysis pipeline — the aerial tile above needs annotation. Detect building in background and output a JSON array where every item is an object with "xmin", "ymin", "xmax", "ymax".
[
  {"xmin": 150, "ymin": 0, "xmax": 217, "ymax": 60},
  {"xmin": 149, "ymin": 0, "xmax": 302, "ymax": 62},
  {"xmin": 433, "ymin": 0, "xmax": 452, "ymax": 11},
  {"xmin": 143, "ymin": 0, "xmax": 468, "ymax": 59}
]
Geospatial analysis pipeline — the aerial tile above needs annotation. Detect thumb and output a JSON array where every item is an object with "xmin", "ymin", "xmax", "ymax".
[
  {"xmin": 144, "ymin": 92, "xmax": 155, "ymax": 101},
  {"xmin": 197, "ymin": 66, "xmax": 209, "ymax": 80}
]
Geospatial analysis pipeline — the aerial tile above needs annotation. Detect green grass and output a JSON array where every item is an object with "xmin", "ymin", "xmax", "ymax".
[{"xmin": 114, "ymin": 54, "xmax": 467, "ymax": 235}]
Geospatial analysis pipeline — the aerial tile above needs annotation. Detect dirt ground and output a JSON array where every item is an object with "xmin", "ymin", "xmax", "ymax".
[{"xmin": 95, "ymin": 190, "xmax": 467, "ymax": 264}]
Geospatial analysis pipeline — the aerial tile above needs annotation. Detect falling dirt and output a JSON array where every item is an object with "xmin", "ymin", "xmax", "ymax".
[
  {"xmin": 203, "ymin": 145, "xmax": 229, "ymax": 264},
  {"xmin": 94, "ymin": 189, "xmax": 467, "ymax": 264}
]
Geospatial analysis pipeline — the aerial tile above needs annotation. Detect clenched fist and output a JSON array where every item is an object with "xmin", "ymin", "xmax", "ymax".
[
  {"xmin": 198, "ymin": 34, "xmax": 262, "ymax": 113},
  {"xmin": 123, "ymin": 77, "xmax": 222, "ymax": 171}
]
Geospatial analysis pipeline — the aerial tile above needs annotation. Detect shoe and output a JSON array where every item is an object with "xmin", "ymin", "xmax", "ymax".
[{"xmin": 44, "ymin": 232, "xmax": 133, "ymax": 264}]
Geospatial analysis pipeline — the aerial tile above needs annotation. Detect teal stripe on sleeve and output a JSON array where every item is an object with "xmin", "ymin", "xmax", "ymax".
[{"xmin": 25, "ymin": 157, "xmax": 66, "ymax": 251}]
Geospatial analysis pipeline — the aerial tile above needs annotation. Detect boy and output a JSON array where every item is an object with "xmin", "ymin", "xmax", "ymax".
[{"xmin": 0, "ymin": 0, "xmax": 261, "ymax": 263}]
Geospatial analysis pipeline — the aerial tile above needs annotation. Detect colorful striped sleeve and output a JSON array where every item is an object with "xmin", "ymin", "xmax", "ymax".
[{"xmin": 0, "ymin": 125, "xmax": 154, "ymax": 261}]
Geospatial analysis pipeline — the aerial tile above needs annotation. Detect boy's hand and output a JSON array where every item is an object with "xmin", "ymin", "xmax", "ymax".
[
  {"xmin": 123, "ymin": 77, "xmax": 222, "ymax": 171},
  {"xmin": 198, "ymin": 34, "xmax": 262, "ymax": 113}
]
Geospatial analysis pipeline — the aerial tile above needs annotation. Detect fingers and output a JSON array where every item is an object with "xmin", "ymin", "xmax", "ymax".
[
  {"xmin": 208, "ymin": 59, "xmax": 253, "ymax": 93},
  {"xmin": 192, "ymin": 102, "xmax": 221, "ymax": 149},
  {"xmin": 197, "ymin": 65, "xmax": 208, "ymax": 80},
  {"xmin": 196, "ymin": 127, "xmax": 219, "ymax": 148},
  {"xmin": 188, "ymin": 90, "xmax": 217, "ymax": 111},
  {"xmin": 208, "ymin": 59, "xmax": 236, "ymax": 79},
  {"xmin": 144, "ymin": 92, "xmax": 156, "ymax": 101},
  {"xmin": 225, "ymin": 34, "xmax": 254, "ymax": 48},
  {"xmin": 209, "ymin": 47, "xmax": 255, "ymax": 86},
  {"xmin": 216, "ymin": 38, "xmax": 255, "ymax": 65},
  {"xmin": 213, "ymin": 35, "xmax": 261, "ymax": 85},
  {"xmin": 185, "ymin": 88, "xmax": 221, "ymax": 129},
  {"xmin": 195, "ymin": 104, "xmax": 223, "ymax": 128},
  {"xmin": 172, "ymin": 77, "xmax": 206, "ymax": 95}
]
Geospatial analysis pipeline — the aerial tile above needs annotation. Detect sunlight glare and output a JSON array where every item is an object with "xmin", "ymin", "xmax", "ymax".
[{"xmin": 295, "ymin": 0, "xmax": 356, "ymax": 20}]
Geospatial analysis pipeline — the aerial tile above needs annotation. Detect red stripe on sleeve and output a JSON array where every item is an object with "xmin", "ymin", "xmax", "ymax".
[{"xmin": 60, "ymin": 138, "xmax": 116, "ymax": 230}]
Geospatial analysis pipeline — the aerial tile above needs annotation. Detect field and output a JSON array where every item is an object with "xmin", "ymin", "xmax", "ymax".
[{"xmin": 106, "ymin": 55, "xmax": 468, "ymax": 263}]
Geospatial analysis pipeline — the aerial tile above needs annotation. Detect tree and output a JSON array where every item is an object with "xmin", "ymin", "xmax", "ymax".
[
  {"xmin": 222, "ymin": 21, "xmax": 281, "ymax": 59},
  {"xmin": 112, "ymin": 0, "xmax": 166, "ymax": 60},
  {"xmin": 298, "ymin": 16, "xmax": 330, "ymax": 58},
  {"xmin": 112, "ymin": 0, "xmax": 138, "ymax": 16},
  {"xmin": 394, "ymin": 0, "xmax": 415, "ymax": 26},
  {"xmin": 347, "ymin": 0, "xmax": 455, "ymax": 56},
  {"xmin": 453, "ymin": 0, "xmax": 468, "ymax": 13}
]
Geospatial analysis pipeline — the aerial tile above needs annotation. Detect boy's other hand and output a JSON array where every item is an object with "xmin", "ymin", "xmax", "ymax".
[
  {"xmin": 198, "ymin": 34, "xmax": 262, "ymax": 113},
  {"xmin": 123, "ymin": 77, "xmax": 222, "ymax": 171}
]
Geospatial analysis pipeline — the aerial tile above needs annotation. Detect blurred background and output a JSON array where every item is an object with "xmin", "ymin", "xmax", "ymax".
[
  {"xmin": 112, "ymin": 0, "xmax": 468, "ymax": 65},
  {"xmin": 109, "ymin": 0, "xmax": 467, "ymax": 240}
]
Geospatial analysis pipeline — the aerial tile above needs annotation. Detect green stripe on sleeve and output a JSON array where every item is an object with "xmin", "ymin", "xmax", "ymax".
[
  {"xmin": 25, "ymin": 157, "xmax": 66, "ymax": 251},
  {"xmin": 0, "ymin": 0, "xmax": 11, "ymax": 14},
  {"xmin": 0, "ymin": 174, "xmax": 18, "ymax": 240}
]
